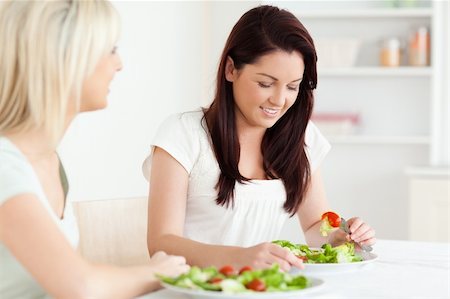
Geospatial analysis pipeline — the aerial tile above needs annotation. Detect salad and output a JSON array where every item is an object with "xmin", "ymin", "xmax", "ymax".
[
  {"xmin": 158, "ymin": 264, "xmax": 310, "ymax": 293},
  {"xmin": 273, "ymin": 240, "xmax": 363, "ymax": 264}
]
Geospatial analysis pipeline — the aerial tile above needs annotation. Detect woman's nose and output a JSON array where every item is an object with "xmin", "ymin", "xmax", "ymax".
[{"xmin": 269, "ymin": 88, "xmax": 286, "ymax": 106}]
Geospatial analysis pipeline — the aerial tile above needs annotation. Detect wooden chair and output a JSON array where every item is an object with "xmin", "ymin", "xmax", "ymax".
[{"xmin": 72, "ymin": 196, "xmax": 150, "ymax": 266}]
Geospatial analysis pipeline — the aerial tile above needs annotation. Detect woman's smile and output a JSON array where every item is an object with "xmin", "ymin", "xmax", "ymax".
[{"xmin": 260, "ymin": 106, "xmax": 280, "ymax": 118}]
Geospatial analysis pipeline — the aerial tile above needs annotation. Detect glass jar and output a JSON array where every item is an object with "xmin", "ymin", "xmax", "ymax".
[
  {"xmin": 408, "ymin": 26, "xmax": 430, "ymax": 66},
  {"xmin": 380, "ymin": 38, "xmax": 402, "ymax": 67}
]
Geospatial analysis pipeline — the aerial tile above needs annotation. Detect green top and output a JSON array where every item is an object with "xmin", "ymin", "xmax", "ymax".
[{"xmin": 58, "ymin": 155, "xmax": 69, "ymax": 209}]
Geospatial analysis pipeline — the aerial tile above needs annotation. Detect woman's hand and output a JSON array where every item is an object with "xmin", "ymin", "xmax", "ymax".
[
  {"xmin": 235, "ymin": 242, "xmax": 304, "ymax": 272},
  {"xmin": 148, "ymin": 251, "xmax": 190, "ymax": 278},
  {"xmin": 328, "ymin": 217, "xmax": 376, "ymax": 248}
]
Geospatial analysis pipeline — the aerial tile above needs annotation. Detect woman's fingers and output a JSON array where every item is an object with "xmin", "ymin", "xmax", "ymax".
[
  {"xmin": 150, "ymin": 252, "xmax": 190, "ymax": 277},
  {"xmin": 347, "ymin": 217, "xmax": 364, "ymax": 233},
  {"xmin": 347, "ymin": 217, "xmax": 376, "ymax": 246},
  {"xmin": 245, "ymin": 243, "xmax": 304, "ymax": 271},
  {"xmin": 150, "ymin": 251, "xmax": 167, "ymax": 259},
  {"xmin": 269, "ymin": 244, "xmax": 304, "ymax": 270},
  {"xmin": 352, "ymin": 225, "xmax": 375, "ymax": 242}
]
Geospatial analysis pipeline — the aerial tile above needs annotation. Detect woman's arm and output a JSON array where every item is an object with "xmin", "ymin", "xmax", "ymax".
[
  {"xmin": 296, "ymin": 169, "xmax": 334, "ymax": 247},
  {"xmin": 0, "ymin": 194, "xmax": 188, "ymax": 299},
  {"xmin": 297, "ymin": 169, "xmax": 376, "ymax": 247},
  {"xmin": 147, "ymin": 147, "xmax": 303, "ymax": 271}
]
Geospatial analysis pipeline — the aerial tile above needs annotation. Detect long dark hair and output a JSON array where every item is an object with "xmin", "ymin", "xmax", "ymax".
[{"xmin": 203, "ymin": 5, "xmax": 317, "ymax": 216}]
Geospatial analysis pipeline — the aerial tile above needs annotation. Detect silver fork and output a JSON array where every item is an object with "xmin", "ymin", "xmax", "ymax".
[{"xmin": 339, "ymin": 217, "xmax": 373, "ymax": 252}]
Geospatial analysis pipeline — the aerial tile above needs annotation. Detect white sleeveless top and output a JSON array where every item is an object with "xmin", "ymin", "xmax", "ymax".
[
  {"xmin": 0, "ymin": 137, "xmax": 79, "ymax": 299},
  {"xmin": 143, "ymin": 110, "xmax": 330, "ymax": 247}
]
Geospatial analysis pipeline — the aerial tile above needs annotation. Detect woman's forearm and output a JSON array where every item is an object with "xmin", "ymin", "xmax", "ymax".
[
  {"xmin": 303, "ymin": 220, "xmax": 333, "ymax": 247},
  {"xmin": 304, "ymin": 220, "xmax": 351, "ymax": 248},
  {"xmin": 148, "ymin": 234, "xmax": 241, "ymax": 268},
  {"xmin": 81, "ymin": 264, "xmax": 161, "ymax": 299}
]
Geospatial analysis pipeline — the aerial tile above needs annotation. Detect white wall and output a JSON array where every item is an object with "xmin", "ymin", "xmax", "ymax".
[
  {"xmin": 202, "ymin": 1, "xmax": 259, "ymax": 105},
  {"xmin": 59, "ymin": 1, "xmax": 208, "ymax": 201},
  {"xmin": 431, "ymin": 0, "xmax": 450, "ymax": 165}
]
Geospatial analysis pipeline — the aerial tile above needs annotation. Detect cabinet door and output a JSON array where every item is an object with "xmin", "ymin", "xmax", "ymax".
[{"xmin": 409, "ymin": 178, "xmax": 450, "ymax": 242}]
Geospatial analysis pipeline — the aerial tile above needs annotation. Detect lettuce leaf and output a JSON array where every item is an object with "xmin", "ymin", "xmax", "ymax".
[{"xmin": 272, "ymin": 240, "xmax": 363, "ymax": 264}]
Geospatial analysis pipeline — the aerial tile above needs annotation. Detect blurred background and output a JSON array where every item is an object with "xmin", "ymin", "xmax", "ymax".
[{"xmin": 59, "ymin": 0, "xmax": 449, "ymax": 244}]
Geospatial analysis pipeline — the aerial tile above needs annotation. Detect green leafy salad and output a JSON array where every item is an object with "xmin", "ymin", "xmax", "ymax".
[
  {"xmin": 158, "ymin": 264, "xmax": 310, "ymax": 293},
  {"xmin": 273, "ymin": 240, "xmax": 363, "ymax": 264}
]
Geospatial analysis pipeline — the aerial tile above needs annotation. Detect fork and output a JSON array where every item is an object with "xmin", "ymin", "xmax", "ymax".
[{"xmin": 339, "ymin": 217, "xmax": 373, "ymax": 252}]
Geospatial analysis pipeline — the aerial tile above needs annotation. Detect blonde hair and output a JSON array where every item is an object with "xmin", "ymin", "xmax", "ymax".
[{"xmin": 0, "ymin": 0, "xmax": 120, "ymax": 146}]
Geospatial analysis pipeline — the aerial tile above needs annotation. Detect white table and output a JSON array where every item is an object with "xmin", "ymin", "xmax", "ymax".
[{"xmin": 140, "ymin": 239, "xmax": 450, "ymax": 298}]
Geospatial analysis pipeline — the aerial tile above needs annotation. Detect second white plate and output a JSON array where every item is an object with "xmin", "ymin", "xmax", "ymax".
[{"xmin": 290, "ymin": 251, "xmax": 378, "ymax": 275}]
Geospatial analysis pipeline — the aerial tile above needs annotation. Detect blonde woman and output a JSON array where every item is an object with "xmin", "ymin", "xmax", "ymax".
[{"xmin": 0, "ymin": 1, "xmax": 188, "ymax": 298}]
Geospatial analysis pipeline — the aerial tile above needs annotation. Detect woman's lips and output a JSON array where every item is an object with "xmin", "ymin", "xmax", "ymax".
[{"xmin": 260, "ymin": 106, "xmax": 280, "ymax": 117}]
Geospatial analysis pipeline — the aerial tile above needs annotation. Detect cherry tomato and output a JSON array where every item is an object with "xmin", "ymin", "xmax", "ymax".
[
  {"xmin": 238, "ymin": 266, "xmax": 252, "ymax": 274},
  {"xmin": 219, "ymin": 265, "xmax": 235, "ymax": 276},
  {"xmin": 321, "ymin": 211, "xmax": 341, "ymax": 228},
  {"xmin": 297, "ymin": 255, "xmax": 308, "ymax": 262},
  {"xmin": 208, "ymin": 277, "xmax": 223, "ymax": 284},
  {"xmin": 246, "ymin": 278, "xmax": 266, "ymax": 292}
]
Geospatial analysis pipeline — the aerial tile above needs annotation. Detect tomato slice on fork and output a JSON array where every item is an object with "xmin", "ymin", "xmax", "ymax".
[{"xmin": 321, "ymin": 211, "xmax": 341, "ymax": 228}]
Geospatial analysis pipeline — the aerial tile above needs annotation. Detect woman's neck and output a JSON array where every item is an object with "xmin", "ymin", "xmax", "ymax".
[
  {"xmin": 5, "ymin": 130, "xmax": 56, "ymax": 161},
  {"xmin": 4, "ymin": 111, "xmax": 75, "ymax": 159},
  {"xmin": 236, "ymin": 121, "xmax": 266, "ymax": 146}
]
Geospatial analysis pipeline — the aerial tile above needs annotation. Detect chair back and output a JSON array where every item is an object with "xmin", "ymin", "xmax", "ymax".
[{"xmin": 72, "ymin": 196, "xmax": 150, "ymax": 266}]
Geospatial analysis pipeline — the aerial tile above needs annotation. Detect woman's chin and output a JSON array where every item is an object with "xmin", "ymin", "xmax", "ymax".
[{"xmin": 79, "ymin": 100, "xmax": 108, "ymax": 113}]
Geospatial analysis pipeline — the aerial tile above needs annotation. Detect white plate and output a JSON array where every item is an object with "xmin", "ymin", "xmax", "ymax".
[
  {"xmin": 162, "ymin": 277, "xmax": 325, "ymax": 299},
  {"xmin": 290, "ymin": 251, "xmax": 378, "ymax": 275}
]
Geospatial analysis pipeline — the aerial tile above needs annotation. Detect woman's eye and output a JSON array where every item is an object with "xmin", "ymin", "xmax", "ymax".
[
  {"xmin": 287, "ymin": 85, "xmax": 299, "ymax": 91},
  {"xmin": 258, "ymin": 82, "xmax": 271, "ymax": 88}
]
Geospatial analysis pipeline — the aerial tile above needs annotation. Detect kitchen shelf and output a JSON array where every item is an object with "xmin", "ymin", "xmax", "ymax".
[
  {"xmin": 405, "ymin": 166, "xmax": 450, "ymax": 177},
  {"xmin": 296, "ymin": 8, "xmax": 432, "ymax": 19},
  {"xmin": 326, "ymin": 135, "xmax": 431, "ymax": 145},
  {"xmin": 318, "ymin": 67, "xmax": 432, "ymax": 77}
]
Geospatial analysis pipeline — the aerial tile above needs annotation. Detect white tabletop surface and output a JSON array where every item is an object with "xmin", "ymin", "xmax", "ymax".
[{"xmin": 139, "ymin": 239, "xmax": 450, "ymax": 299}]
